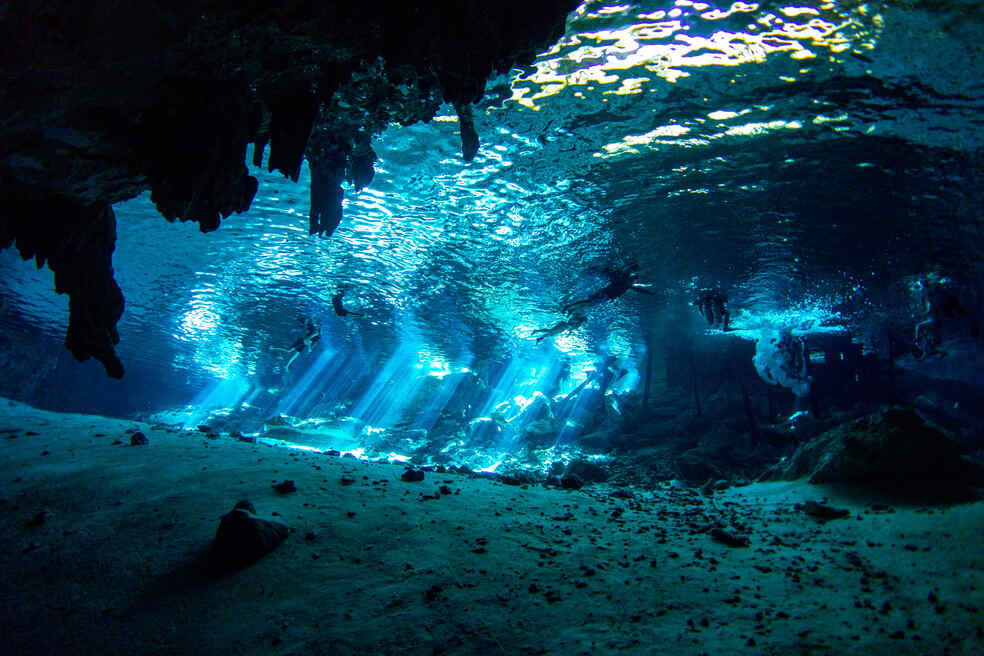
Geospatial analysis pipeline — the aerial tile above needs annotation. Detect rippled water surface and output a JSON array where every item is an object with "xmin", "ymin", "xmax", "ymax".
[{"xmin": 2, "ymin": 0, "xmax": 983, "ymax": 424}]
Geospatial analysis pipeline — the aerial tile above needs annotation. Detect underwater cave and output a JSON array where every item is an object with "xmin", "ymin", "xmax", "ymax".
[{"xmin": 1, "ymin": 1, "xmax": 983, "ymax": 654}]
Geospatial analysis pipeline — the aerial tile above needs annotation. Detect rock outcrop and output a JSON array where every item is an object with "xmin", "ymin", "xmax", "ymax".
[
  {"xmin": 761, "ymin": 407, "xmax": 984, "ymax": 495},
  {"xmin": 0, "ymin": 1, "xmax": 577, "ymax": 376}
]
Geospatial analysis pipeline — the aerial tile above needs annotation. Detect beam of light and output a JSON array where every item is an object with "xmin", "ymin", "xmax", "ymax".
[
  {"xmin": 325, "ymin": 354, "xmax": 373, "ymax": 410},
  {"xmin": 613, "ymin": 366, "xmax": 640, "ymax": 394},
  {"xmin": 477, "ymin": 355, "xmax": 527, "ymax": 418},
  {"xmin": 554, "ymin": 392, "xmax": 598, "ymax": 446},
  {"xmin": 350, "ymin": 343, "xmax": 426, "ymax": 427},
  {"xmin": 275, "ymin": 345, "xmax": 339, "ymax": 417},
  {"xmin": 551, "ymin": 354, "xmax": 633, "ymax": 445},
  {"xmin": 181, "ymin": 376, "xmax": 252, "ymax": 429},
  {"xmin": 255, "ymin": 440, "xmax": 325, "ymax": 454},
  {"xmin": 410, "ymin": 368, "xmax": 471, "ymax": 432},
  {"xmin": 470, "ymin": 349, "xmax": 584, "ymax": 450}
]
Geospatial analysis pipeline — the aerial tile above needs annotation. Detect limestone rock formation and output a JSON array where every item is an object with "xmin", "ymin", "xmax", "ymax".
[
  {"xmin": 761, "ymin": 407, "xmax": 984, "ymax": 494},
  {"xmin": 0, "ymin": 1, "xmax": 578, "ymax": 376}
]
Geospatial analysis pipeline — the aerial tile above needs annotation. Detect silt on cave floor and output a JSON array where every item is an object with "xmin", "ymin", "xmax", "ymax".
[{"xmin": 1, "ymin": 398, "xmax": 982, "ymax": 656}]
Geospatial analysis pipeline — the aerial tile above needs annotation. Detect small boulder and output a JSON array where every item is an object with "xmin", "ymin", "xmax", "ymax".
[
  {"xmin": 560, "ymin": 474, "xmax": 584, "ymax": 490},
  {"xmin": 234, "ymin": 500, "xmax": 256, "ymax": 513},
  {"xmin": 211, "ymin": 501, "xmax": 288, "ymax": 572},
  {"xmin": 797, "ymin": 500, "xmax": 850, "ymax": 521},
  {"xmin": 401, "ymin": 469, "xmax": 425, "ymax": 482},
  {"xmin": 130, "ymin": 431, "xmax": 148, "ymax": 446},
  {"xmin": 565, "ymin": 459, "xmax": 610, "ymax": 484},
  {"xmin": 675, "ymin": 448, "xmax": 722, "ymax": 484},
  {"xmin": 710, "ymin": 527, "xmax": 750, "ymax": 547},
  {"xmin": 273, "ymin": 480, "xmax": 296, "ymax": 494}
]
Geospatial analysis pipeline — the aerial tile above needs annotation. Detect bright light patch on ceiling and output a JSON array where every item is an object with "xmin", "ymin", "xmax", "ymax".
[
  {"xmin": 598, "ymin": 124, "xmax": 691, "ymax": 156},
  {"xmin": 178, "ymin": 305, "xmax": 219, "ymax": 337},
  {"xmin": 813, "ymin": 113, "xmax": 849, "ymax": 124},
  {"xmin": 699, "ymin": 2, "xmax": 760, "ymax": 21},
  {"xmin": 596, "ymin": 4, "xmax": 631, "ymax": 16},
  {"xmin": 509, "ymin": 2, "xmax": 856, "ymax": 110},
  {"xmin": 723, "ymin": 119, "xmax": 802, "ymax": 136},
  {"xmin": 780, "ymin": 6, "xmax": 820, "ymax": 18}
]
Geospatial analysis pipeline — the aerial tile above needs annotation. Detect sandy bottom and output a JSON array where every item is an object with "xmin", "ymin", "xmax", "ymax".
[{"xmin": 1, "ymin": 398, "xmax": 982, "ymax": 655}]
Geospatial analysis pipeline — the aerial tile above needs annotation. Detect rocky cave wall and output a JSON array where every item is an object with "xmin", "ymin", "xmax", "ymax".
[{"xmin": 0, "ymin": 1, "xmax": 578, "ymax": 377}]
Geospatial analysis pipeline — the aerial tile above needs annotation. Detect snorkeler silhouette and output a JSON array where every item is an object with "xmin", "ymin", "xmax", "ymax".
[
  {"xmin": 532, "ymin": 313, "xmax": 587, "ymax": 344},
  {"xmin": 285, "ymin": 318, "xmax": 321, "ymax": 371},
  {"xmin": 695, "ymin": 289, "xmax": 729, "ymax": 331},
  {"xmin": 562, "ymin": 264, "xmax": 655, "ymax": 316},
  {"xmin": 332, "ymin": 289, "xmax": 363, "ymax": 318}
]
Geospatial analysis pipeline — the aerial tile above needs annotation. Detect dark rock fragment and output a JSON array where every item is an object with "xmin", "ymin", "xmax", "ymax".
[
  {"xmin": 710, "ymin": 527, "xmax": 750, "ymax": 547},
  {"xmin": 273, "ymin": 480, "xmax": 297, "ymax": 494},
  {"xmin": 498, "ymin": 471, "xmax": 538, "ymax": 486},
  {"xmin": 797, "ymin": 500, "xmax": 850, "ymax": 521},
  {"xmin": 234, "ymin": 500, "xmax": 256, "ymax": 513},
  {"xmin": 565, "ymin": 459, "xmax": 609, "ymax": 484},
  {"xmin": 211, "ymin": 502, "xmax": 288, "ymax": 572},
  {"xmin": 26, "ymin": 509, "xmax": 52, "ymax": 527},
  {"xmin": 130, "ymin": 431, "xmax": 148, "ymax": 446},
  {"xmin": 401, "ymin": 468, "xmax": 425, "ymax": 482},
  {"xmin": 676, "ymin": 448, "xmax": 722, "ymax": 484},
  {"xmin": 454, "ymin": 102, "xmax": 479, "ymax": 161},
  {"xmin": 560, "ymin": 474, "xmax": 584, "ymax": 490}
]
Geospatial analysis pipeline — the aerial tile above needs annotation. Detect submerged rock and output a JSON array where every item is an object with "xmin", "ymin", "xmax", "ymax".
[
  {"xmin": 796, "ymin": 500, "xmax": 850, "ymax": 521},
  {"xmin": 710, "ymin": 527, "xmax": 750, "ymax": 548},
  {"xmin": 559, "ymin": 474, "xmax": 584, "ymax": 490},
  {"xmin": 564, "ymin": 459, "xmax": 609, "ymax": 484},
  {"xmin": 401, "ymin": 468, "xmax": 425, "ymax": 482},
  {"xmin": 675, "ymin": 448, "xmax": 723, "ymax": 484},
  {"xmin": 521, "ymin": 418, "xmax": 558, "ymax": 447},
  {"xmin": 211, "ymin": 501, "xmax": 288, "ymax": 572},
  {"xmin": 273, "ymin": 480, "xmax": 297, "ymax": 494},
  {"xmin": 761, "ymin": 408, "xmax": 984, "ymax": 494}
]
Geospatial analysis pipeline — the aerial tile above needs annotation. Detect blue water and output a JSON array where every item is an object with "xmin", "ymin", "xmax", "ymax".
[{"xmin": 2, "ymin": 1, "xmax": 983, "ymax": 465}]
